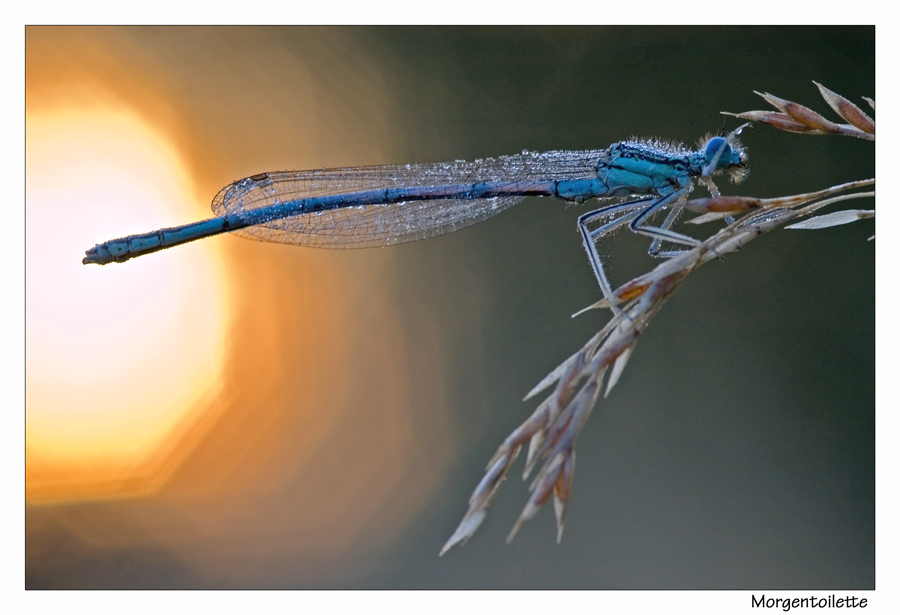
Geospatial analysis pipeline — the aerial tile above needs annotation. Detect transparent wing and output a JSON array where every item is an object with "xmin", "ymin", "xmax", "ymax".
[{"xmin": 211, "ymin": 150, "xmax": 607, "ymax": 249}]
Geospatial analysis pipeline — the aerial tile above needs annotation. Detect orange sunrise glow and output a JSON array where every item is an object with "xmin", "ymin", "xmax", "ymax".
[
  {"xmin": 26, "ymin": 108, "xmax": 228, "ymax": 501},
  {"xmin": 26, "ymin": 27, "xmax": 460, "ymax": 583}
]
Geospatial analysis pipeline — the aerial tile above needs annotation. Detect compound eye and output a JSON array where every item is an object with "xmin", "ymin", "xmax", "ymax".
[{"xmin": 704, "ymin": 136, "xmax": 734, "ymax": 169}]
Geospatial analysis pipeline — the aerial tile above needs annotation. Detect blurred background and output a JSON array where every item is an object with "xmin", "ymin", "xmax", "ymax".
[{"xmin": 25, "ymin": 26, "xmax": 874, "ymax": 589}]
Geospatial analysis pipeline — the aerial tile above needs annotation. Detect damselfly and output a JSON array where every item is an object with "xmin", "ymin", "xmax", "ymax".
[{"xmin": 83, "ymin": 125, "xmax": 749, "ymax": 308}]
